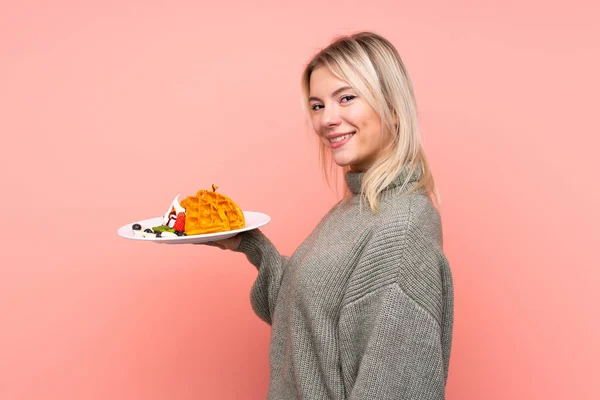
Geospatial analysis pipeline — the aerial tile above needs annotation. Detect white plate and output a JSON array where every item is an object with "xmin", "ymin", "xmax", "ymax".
[{"xmin": 117, "ymin": 211, "xmax": 270, "ymax": 244}]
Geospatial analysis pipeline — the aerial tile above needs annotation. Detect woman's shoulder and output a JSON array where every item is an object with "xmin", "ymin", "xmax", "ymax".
[
  {"xmin": 375, "ymin": 193, "xmax": 443, "ymax": 246},
  {"xmin": 341, "ymin": 193, "xmax": 448, "ymax": 310}
]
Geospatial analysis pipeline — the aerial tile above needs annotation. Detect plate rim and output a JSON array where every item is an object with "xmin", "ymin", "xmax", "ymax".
[{"xmin": 117, "ymin": 210, "xmax": 270, "ymax": 243}]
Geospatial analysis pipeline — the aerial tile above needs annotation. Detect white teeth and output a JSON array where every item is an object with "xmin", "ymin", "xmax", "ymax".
[{"xmin": 330, "ymin": 134, "xmax": 353, "ymax": 143}]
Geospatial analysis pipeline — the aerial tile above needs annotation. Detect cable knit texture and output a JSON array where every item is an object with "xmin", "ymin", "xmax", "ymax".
[{"xmin": 234, "ymin": 167, "xmax": 454, "ymax": 399}]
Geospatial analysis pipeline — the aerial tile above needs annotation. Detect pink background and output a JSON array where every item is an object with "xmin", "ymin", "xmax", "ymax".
[{"xmin": 1, "ymin": 0, "xmax": 599, "ymax": 399}]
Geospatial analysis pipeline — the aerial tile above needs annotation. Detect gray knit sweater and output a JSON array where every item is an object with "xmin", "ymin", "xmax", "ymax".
[{"xmin": 234, "ymin": 168, "xmax": 454, "ymax": 399}]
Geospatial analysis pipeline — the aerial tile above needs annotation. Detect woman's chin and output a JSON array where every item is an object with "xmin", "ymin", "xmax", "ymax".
[
  {"xmin": 333, "ymin": 159, "xmax": 365, "ymax": 172},
  {"xmin": 333, "ymin": 160, "xmax": 351, "ymax": 168},
  {"xmin": 331, "ymin": 154, "xmax": 354, "ymax": 168}
]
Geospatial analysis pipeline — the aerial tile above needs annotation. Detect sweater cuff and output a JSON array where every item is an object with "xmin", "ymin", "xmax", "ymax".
[
  {"xmin": 234, "ymin": 229, "xmax": 264, "ymax": 253},
  {"xmin": 232, "ymin": 229, "xmax": 274, "ymax": 270}
]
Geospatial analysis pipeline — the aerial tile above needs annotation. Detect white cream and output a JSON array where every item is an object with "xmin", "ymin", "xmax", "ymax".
[
  {"xmin": 160, "ymin": 231, "xmax": 178, "ymax": 238},
  {"xmin": 163, "ymin": 194, "xmax": 186, "ymax": 227},
  {"xmin": 132, "ymin": 229, "xmax": 145, "ymax": 237}
]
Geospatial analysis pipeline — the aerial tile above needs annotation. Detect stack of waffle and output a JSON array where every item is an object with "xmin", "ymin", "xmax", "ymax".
[{"xmin": 180, "ymin": 186, "xmax": 245, "ymax": 235}]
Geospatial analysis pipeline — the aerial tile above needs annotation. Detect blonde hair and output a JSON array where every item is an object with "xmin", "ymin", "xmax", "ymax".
[{"xmin": 301, "ymin": 31, "xmax": 440, "ymax": 213}]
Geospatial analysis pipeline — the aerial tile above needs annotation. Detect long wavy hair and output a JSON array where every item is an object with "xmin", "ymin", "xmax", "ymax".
[{"xmin": 300, "ymin": 31, "xmax": 440, "ymax": 212}]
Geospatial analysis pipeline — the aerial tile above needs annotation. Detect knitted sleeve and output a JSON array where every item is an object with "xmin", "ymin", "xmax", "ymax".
[
  {"xmin": 233, "ymin": 229, "xmax": 288, "ymax": 325},
  {"xmin": 338, "ymin": 215, "xmax": 453, "ymax": 399}
]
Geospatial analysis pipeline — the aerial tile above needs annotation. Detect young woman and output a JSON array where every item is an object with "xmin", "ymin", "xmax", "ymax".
[{"xmin": 209, "ymin": 31, "xmax": 454, "ymax": 399}]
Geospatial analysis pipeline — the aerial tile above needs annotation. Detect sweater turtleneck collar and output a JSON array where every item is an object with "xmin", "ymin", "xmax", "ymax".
[{"xmin": 344, "ymin": 164, "xmax": 423, "ymax": 195}]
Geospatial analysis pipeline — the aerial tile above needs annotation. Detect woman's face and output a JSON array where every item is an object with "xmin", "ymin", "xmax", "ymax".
[{"xmin": 308, "ymin": 65, "xmax": 391, "ymax": 172}]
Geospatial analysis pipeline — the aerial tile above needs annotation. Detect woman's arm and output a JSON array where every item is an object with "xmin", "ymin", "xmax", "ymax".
[
  {"xmin": 230, "ymin": 229, "xmax": 289, "ymax": 325},
  {"xmin": 339, "ymin": 281, "xmax": 449, "ymax": 399},
  {"xmin": 339, "ymin": 212, "xmax": 454, "ymax": 399}
]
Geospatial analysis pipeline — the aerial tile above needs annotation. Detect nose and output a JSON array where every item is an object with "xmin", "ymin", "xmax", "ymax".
[{"xmin": 321, "ymin": 104, "xmax": 342, "ymax": 128}]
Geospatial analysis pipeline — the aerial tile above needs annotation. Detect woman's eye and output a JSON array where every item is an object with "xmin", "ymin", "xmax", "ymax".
[
  {"xmin": 311, "ymin": 104, "xmax": 323, "ymax": 111},
  {"xmin": 341, "ymin": 95, "xmax": 356, "ymax": 103}
]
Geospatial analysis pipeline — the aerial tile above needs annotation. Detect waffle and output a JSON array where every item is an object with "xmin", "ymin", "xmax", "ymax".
[{"xmin": 180, "ymin": 188, "xmax": 245, "ymax": 235}]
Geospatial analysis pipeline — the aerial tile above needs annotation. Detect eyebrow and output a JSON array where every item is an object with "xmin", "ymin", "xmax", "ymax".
[{"xmin": 308, "ymin": 85, "xmax": 354, "ymax": 103}]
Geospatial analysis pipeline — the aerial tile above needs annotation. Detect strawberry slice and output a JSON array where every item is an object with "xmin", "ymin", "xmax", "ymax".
[{"xmin": 173, "ymin": 212, "xmax": 185, "ymax": 233}]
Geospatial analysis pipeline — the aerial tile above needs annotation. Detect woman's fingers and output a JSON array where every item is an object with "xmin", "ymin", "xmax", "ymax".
[{"xmin": 200, "ymin": 235, "xmax": 241, "ymax": 250}]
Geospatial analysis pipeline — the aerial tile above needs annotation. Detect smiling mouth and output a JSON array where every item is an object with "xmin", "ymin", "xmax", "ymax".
[{"xmin": 328, "ymin": 133, "xmax": 355, "ymax": 143}]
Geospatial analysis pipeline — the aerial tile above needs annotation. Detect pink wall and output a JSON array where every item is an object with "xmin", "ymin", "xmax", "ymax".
[{"xmin": 2, "ymin": 1, "xmax": 599, "ymax": 399}]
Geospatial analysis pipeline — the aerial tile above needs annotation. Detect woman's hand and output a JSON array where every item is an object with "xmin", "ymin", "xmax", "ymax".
[{"xmin": 204, "ymin": 235, "xmax": 242, "ymax": 251}]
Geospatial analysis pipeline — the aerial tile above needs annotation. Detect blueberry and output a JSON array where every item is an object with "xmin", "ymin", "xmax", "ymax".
[
  {"xmin": 156, "ymin": 232, "xmax": 162, "ymax": 238},
  {"xmin": 175, "ymin": 231, "xmax": 184, "ymax": 236},
  {"xmin": 132, "ymin": 223, "xmax": 142, "ymax": 230},
  {"xmin": 144, "ymin": 228, "xmax": 153, "ymax": 233}
]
